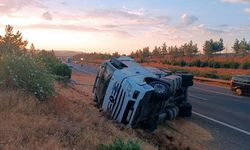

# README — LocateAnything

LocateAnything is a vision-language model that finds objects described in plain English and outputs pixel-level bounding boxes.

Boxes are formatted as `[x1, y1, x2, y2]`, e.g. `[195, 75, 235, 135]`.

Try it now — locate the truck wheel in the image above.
[149, 81, 170, 100]
[236, 88, 243, 96]
[179, 103, 192, 117]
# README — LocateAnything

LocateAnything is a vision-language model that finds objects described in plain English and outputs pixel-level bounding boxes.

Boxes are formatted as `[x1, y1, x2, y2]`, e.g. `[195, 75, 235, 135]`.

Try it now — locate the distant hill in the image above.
[54, 50, 82, 57]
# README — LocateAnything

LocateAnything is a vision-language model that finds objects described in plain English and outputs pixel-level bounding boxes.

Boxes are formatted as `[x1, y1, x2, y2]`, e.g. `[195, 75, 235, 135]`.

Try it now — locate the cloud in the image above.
[42, 11, 53, 20]
[60, 1, 68, 6]
[0, 0, 45, 15]
[23, 24, 132, 38]
[244, 8, 250, 13]
[221, 0, 250, 3]
[85, 9, 142, 20]
[181, 14, 198, 25]
[219, 24, 229, 27]
[83, 8, 170, 31]
[26, 24, 100, 32]
[192, 24, 226, 34]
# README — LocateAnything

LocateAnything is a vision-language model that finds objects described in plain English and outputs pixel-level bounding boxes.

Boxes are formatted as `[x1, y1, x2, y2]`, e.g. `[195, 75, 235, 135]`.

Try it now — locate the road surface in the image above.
[188, 83, 250, 150]
[71, 63, 250, 150]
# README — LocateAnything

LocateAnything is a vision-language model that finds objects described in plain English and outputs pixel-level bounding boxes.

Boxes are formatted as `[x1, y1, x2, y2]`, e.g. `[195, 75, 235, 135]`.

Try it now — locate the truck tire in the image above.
[178, 103, 192, 117]
[149, 81, 170, 100]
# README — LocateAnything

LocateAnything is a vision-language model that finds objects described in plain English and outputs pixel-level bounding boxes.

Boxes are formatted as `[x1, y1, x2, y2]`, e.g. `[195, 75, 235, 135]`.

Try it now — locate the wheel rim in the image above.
[236, 89, 242, 95]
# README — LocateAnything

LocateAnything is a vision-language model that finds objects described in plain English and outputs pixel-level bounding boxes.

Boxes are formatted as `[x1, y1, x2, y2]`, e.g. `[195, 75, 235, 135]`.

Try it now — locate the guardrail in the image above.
[194, 76, 231, 85]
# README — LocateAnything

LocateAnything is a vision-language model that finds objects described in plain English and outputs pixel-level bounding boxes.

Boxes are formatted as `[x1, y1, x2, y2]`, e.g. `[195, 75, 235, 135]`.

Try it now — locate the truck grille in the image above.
[108, 82, 127, 120]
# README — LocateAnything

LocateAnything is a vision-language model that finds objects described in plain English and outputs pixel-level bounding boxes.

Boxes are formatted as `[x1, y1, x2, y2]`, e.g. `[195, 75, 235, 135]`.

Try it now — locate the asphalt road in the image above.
[70, 63, 250, 150]
[188, 83, 250, 150]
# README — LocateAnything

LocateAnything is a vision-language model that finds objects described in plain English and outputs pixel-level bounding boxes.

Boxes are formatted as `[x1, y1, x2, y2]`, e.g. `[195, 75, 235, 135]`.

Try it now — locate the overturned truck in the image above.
[93, 56, 193, 131]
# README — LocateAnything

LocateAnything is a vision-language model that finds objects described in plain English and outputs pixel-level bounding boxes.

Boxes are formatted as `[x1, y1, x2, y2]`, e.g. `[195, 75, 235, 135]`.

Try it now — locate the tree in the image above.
[232, 39, 240, 54]
[203, 40, 213, 57]
[142, 47, 150, 58]
[0, 25, 28, 55]
[152, 46, 161, 56]
[161, 43, 168, 55]
[239, 38, 248, 55]
[181, 40, 198, 57]
[112, 52, 119, 57]
[168, 46, 179, 58]
[30, 43, 36, 55]
[247, 41, 250, 52]
[217, 38, 225, 52]
[130, 51, 135, 58]
[203, 38, 224, 57]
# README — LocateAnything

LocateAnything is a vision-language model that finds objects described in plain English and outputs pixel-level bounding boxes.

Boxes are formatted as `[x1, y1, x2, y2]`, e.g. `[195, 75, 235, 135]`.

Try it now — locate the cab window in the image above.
[103, 64, 114, 81]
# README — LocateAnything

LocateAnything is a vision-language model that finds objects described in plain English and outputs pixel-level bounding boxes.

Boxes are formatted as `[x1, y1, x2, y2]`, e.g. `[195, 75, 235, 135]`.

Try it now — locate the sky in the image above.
[0, 0, 250, 54]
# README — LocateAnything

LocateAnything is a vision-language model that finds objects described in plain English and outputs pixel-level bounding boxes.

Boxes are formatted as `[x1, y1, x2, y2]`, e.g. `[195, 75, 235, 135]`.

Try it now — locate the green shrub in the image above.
[35, 50, 60, 73]
[53, 64, 72, 82]
[219, 74, 232, 80]
[230, 62, 240, 69]
[241, 62, 250, 69]
[204, 72, 218, 78]
[0, 55, 55, 100]
[180, 60, 186, 67]
[190, 59, 201, 67]
[200, 61, 208, 67]
[221, 61, 239, 69]
[208, 61, 221, 68]
[139, 57, 145, 63]
[172, 61, 180, 66]
[99, 138, 140, 150]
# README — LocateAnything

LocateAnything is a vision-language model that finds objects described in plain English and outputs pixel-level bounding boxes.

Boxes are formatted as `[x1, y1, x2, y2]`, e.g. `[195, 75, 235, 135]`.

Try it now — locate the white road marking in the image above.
[193, 111, 250, 136]
[189, 94, 208, 101]
[191, 87, 242, 99]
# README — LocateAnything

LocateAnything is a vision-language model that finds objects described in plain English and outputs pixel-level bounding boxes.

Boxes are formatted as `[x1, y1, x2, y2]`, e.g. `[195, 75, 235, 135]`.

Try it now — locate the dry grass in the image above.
[0, 73, 155, 150]
[0, 71, 211, 150]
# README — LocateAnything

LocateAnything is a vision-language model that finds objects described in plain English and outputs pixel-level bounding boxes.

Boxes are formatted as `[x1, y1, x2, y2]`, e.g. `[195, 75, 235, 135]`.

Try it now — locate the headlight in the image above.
[127, 83, 133, 97]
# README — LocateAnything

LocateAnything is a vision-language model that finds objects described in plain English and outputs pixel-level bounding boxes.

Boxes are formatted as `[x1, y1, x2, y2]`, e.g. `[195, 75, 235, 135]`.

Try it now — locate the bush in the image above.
[139, 57, 145, 63]
[164, 59, 244, 69]
[221, 61, 239, 69]
[203, 72, 219, 78]
[208, 61, 221, 68]
[241, 62, 250, 69]
[219, 74, 232, 80]
[99, 138, 140, 150]
[53, 64, 72, 82]
[189, 59, 201, 67]
[0, 55, 55, 100]
[180, 60, 186, 67]
[200, 61, 208, 67]
[35, 50, 60, 73]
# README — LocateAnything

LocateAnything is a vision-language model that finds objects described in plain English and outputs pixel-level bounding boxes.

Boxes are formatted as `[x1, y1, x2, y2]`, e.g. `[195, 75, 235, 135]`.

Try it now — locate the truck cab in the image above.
[93, 56, 193, 131]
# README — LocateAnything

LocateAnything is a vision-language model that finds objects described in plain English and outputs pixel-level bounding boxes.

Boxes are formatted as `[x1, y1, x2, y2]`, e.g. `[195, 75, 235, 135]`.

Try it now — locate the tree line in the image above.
[130, 38, 250, 59]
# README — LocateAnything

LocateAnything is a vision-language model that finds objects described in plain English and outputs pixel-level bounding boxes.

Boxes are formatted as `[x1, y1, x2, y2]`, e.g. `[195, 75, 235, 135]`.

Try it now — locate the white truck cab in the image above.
[93, 56, 193, 131]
